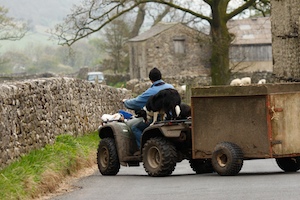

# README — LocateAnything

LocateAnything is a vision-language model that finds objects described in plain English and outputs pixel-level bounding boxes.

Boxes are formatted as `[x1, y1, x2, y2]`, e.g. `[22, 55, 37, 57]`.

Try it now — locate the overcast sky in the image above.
[0, 0, 83, 50]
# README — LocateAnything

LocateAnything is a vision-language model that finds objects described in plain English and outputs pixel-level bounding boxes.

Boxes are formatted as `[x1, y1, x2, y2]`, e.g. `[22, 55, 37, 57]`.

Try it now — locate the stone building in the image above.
[228, 17, 272, 73]
[127, 22, 211, 79]
[271, 0, 300, 80]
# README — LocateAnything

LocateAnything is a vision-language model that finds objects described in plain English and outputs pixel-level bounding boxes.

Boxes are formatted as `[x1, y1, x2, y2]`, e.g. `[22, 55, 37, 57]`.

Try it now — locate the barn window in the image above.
[173, 37, 186, 54]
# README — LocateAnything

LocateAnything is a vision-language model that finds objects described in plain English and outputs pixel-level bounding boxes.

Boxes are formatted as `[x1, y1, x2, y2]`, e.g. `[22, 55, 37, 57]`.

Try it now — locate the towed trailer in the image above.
[191, 83, 300, 175]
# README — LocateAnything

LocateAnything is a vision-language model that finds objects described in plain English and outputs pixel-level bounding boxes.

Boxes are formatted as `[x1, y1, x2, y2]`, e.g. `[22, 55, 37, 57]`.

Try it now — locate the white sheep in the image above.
[180, 85, 186, 91]
[230, 78, 242, 86]
[258, 79, 266, 84]
[240, 77, 251, 85]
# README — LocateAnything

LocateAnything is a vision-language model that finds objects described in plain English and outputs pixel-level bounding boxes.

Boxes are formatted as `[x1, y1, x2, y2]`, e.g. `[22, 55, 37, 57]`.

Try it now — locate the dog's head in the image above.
[135, 106, 155, 123]
[135, 109, 147, 122]
[135, 107, 149, 122]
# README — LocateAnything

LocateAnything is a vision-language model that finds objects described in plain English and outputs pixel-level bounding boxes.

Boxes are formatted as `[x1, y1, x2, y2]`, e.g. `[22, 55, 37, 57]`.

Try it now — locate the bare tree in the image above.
[53, 0, 270, 85]
[129, 3, 147, 38]
[101, 19, 130, 73]
[0, 6, 28, 68]
[127, 2, 172, 38]
[0, 6, 27, 41]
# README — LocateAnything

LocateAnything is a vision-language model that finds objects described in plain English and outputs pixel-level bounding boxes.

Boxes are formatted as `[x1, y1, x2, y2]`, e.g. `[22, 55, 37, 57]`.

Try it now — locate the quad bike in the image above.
[97, 117, 213, 177]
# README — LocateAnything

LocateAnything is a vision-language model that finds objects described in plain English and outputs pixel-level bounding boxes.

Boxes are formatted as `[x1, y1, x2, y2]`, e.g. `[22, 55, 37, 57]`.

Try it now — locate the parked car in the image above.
[87, 72, 105, 84]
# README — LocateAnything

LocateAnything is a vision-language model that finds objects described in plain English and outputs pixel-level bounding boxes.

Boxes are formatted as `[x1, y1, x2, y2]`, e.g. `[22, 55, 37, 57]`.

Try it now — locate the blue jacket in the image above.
[124, 80, 174, 111]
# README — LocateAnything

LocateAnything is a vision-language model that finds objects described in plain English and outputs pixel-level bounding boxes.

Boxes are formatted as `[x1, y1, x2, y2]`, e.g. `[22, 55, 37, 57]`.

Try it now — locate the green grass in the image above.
[108, 81, 126, 88]
[0, 132, 100, 200]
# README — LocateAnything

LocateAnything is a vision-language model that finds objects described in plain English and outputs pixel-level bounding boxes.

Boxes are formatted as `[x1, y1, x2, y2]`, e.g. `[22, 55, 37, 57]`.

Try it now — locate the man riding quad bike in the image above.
[97, 115, 213, 177]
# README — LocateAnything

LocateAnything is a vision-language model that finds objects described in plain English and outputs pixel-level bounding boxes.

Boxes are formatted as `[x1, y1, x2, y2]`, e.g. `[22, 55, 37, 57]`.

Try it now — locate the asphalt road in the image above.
[51, 159, 300, 200]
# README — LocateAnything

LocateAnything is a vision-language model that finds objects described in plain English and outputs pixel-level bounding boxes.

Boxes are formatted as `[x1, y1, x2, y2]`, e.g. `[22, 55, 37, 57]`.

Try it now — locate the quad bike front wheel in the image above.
[97, 138, 120, 175]
[143, 137, 177, 177]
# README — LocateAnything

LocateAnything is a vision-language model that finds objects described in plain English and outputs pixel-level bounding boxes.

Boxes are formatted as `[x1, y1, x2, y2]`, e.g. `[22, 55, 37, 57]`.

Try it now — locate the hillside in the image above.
[0, 0, 83, 50]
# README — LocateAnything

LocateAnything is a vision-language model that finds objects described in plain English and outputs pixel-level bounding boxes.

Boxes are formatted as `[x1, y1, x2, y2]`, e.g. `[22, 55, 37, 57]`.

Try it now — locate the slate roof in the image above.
[129, 18, 271, 45]
[228, 17, 271, 45]
[128, 22, 181, 42]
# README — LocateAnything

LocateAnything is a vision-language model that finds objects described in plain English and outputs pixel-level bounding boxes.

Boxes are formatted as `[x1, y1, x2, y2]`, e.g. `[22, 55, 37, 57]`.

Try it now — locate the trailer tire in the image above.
[212, 142, 243, 176]
[143, 137, 177, 177]
[276, 157, 300, 172]
[97, 138, 120, 175]
[190, 159, 214, 174]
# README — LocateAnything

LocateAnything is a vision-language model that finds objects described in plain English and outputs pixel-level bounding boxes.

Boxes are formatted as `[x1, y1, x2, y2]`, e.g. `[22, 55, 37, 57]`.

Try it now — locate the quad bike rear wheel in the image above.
[143, 137, 177, 177]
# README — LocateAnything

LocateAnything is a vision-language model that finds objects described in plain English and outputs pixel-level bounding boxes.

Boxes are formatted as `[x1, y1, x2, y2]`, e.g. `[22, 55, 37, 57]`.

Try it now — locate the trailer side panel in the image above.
[192, 95, 270, 159]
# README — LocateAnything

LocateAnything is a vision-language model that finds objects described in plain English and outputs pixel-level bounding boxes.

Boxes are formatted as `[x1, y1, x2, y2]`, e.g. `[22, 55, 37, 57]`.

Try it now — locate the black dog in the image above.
[136, 102, 191, 124]
[138, 88, 182, 125]
[177, 103, 191, 119]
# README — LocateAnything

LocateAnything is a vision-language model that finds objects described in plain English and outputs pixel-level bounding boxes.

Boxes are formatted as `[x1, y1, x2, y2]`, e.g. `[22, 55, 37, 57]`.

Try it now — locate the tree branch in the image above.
[53, 0, 268, 46]
[54, 1, 141, 46]
[0, 6, 28, 41]
[226, 0, 256, 21]
[140, 0, 212, 23]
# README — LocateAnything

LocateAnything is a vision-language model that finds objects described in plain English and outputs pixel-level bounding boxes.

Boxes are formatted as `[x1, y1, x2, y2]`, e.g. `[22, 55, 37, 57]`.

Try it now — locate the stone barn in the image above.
[228, 17, 272, 73]
[271, 0, 300, 81]
[128, 22, 211, 79]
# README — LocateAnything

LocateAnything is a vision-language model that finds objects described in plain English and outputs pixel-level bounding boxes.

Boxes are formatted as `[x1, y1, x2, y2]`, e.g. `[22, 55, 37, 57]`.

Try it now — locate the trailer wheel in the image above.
[276, 157, 300, 172]
[212, 142, 243, 176]
[97, 138, 120, 175]
[143, 137, 177, 177]
[190, 159, 214, 174]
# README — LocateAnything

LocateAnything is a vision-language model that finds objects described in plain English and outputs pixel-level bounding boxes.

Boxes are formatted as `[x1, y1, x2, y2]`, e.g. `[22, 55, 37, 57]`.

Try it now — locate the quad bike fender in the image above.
[98, 120, 139, 163]
[141, 123, 188, 148]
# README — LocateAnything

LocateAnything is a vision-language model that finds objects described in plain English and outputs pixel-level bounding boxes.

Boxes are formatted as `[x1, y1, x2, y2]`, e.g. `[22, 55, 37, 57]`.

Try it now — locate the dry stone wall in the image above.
[0, 77, 131, 169]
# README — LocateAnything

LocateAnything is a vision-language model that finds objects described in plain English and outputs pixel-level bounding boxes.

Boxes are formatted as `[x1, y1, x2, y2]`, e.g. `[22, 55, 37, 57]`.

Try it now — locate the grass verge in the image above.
[0, 132, 100, 200]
